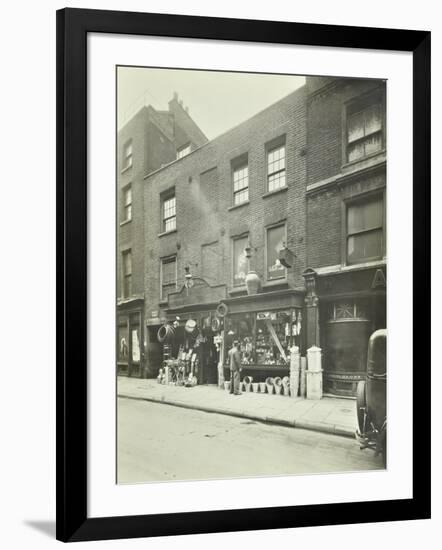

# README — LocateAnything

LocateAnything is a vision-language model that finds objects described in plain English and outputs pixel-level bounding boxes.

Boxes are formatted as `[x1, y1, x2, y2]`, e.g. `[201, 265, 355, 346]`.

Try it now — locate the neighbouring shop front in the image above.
[314, 265, 387, 396]
[117, 298, 144, 378]
[221, 289, 305, 382]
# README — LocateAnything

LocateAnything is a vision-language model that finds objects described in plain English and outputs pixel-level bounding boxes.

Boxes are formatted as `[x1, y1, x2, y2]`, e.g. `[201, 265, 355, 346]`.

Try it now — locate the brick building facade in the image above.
[143, 87, 307, 384]
[304, 76, 387, 395]
[117, 77, 387, 396]
[117, 94, 208, 377]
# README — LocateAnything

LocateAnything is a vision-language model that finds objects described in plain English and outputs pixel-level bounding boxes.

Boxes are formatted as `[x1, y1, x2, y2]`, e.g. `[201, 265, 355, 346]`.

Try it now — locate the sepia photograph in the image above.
[116, 66, 387, 484]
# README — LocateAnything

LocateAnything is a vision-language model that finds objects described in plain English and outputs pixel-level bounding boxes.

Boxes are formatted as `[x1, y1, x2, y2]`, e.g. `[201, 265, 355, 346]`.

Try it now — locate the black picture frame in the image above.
[56, 7, 431, 542]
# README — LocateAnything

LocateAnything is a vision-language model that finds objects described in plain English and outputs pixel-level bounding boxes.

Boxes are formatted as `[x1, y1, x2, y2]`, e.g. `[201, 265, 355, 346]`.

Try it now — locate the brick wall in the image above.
[117, 108, 148, 297]
[305, 78, 386, 269]
[307, 78, 386, 185]
[144, 87, 307, 319]
[117, 101, 209, 300]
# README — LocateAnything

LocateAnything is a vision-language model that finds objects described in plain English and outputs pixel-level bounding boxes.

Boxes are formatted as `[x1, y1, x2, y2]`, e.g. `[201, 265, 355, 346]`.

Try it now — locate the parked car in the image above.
[355, 329, 387, 467]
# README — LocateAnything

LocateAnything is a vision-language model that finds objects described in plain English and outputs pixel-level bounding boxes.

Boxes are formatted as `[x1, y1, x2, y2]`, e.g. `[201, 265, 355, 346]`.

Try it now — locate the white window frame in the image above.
[161, 190, 176, 233]
[232, 157, 249, 206]
[266, 138, 286, 192]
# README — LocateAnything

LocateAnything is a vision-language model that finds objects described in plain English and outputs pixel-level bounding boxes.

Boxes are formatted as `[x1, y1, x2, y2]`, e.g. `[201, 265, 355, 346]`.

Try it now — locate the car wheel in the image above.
[356, 380, 367, 434]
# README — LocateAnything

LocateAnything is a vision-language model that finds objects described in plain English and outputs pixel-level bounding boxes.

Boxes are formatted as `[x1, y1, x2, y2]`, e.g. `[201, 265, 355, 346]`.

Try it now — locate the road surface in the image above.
[117, 397, 383, 483]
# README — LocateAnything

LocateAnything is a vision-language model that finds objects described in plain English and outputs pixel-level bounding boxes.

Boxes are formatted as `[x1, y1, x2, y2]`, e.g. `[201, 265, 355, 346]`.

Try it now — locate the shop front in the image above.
[153, 277, 228, 386]
[117, 297, 144, 378]
[220, 289, 305, 382]
[315, 266, 387, 396]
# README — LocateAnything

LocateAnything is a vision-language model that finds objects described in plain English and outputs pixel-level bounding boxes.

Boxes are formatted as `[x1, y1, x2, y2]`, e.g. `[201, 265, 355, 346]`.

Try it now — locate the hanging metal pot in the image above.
[157, 323, 175, 343]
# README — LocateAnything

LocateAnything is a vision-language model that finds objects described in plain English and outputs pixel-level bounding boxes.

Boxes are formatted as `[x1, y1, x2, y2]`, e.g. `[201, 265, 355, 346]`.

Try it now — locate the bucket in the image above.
[224, 381, 231, 392]
[282, 376, 290, 396]
[259, 382, 267, 393]
[274, 385, 282, 395]
[252, 382, 259, 393]
[243, 375, 253, 392]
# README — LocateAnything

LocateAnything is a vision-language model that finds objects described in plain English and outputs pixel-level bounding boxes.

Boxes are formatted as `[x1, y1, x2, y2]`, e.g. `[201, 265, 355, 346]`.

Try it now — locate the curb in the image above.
[118, 392, 355, 439]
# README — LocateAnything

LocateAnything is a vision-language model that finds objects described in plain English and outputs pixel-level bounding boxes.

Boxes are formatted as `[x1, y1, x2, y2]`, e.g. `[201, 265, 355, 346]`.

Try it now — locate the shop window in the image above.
[122, 139, 133, 169]
[346, 95, 384, 163]
[232, 156, 249, 206]
[122, 249, 132, 297]
[161, 256, 177, 301]
[122, 184, 132, 222]
[161, 190, 176, 233]
[232, 235, 248, 287]
[328, 299, 369, 321]
[224, 309, 301, 368]
[177, 143, 191, 159]
[346, 195, 384, 264]
[118, 318, 129, 364]
[267, 139, 286, 192]
[266, 224, 286, 281]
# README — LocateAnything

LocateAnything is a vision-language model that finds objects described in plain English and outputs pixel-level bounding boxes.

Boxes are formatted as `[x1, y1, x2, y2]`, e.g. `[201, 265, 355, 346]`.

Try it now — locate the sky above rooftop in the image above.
[117, 66, 305, 139]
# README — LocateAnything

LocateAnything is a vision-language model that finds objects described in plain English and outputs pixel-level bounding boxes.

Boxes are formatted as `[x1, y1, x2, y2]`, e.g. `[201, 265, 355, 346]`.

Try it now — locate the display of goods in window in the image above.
[224, 309, 300, 370]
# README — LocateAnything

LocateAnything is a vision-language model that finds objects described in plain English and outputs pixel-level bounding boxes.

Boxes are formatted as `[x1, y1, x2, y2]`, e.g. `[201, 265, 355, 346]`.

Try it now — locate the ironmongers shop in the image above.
[220, 289, 305, 382]
[153, 276, 228, 386]
[303, 265, 387, 397]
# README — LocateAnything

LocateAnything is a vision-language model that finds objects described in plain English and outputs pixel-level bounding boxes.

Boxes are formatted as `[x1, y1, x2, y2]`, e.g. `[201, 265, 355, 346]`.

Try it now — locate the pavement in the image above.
[117, 376, 358, 438]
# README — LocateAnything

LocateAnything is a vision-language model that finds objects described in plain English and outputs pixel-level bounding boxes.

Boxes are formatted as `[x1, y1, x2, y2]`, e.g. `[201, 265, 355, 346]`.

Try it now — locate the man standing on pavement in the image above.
[228, 340, 242, 395]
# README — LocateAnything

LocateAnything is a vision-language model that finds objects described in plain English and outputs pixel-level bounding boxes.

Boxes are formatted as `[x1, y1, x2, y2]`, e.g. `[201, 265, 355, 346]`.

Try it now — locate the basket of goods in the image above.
[259, 382, 267, 393]
[252, 382, 259, 393]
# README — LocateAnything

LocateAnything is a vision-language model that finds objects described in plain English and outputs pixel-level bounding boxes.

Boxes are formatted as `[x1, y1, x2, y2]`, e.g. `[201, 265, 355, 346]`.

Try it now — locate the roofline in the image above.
[143, 84, 306, 181]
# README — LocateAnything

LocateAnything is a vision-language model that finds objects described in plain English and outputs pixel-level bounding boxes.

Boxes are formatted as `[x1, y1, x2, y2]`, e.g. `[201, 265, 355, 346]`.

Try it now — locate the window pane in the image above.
[268, 145, 285, 175]
[267, 225, 286, 280]
[162, 258, 176, 285]
[177, 144, 191, 159]
[364, 132, 382, 156]
[164, 217, 176, 232]
[233, 165, 248, 192]
[348, 140, 365, 162]
[234, 188, 248, 205]
[123, 251, 132, 275]
[364, 104, 382, 135]
[348, 198, 383, 234]
[126, 204, 132, 220]
[268, 171, 286, 192]
[233, 237, 248, 286]
[164, 196, 176, 218]
[348, 111, 365, 143]
[161, 283, 176, 300]
[123, 275, 132, 297]
[118, 322, 129, 362]
[124, 187, 132, 205]
[347, 229, 383, 263]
